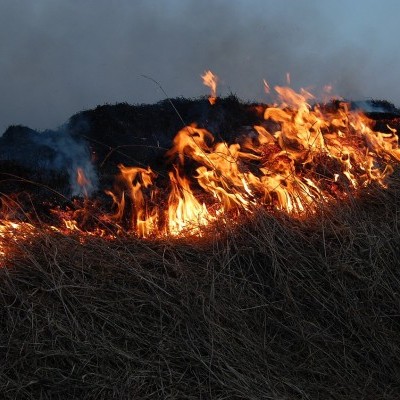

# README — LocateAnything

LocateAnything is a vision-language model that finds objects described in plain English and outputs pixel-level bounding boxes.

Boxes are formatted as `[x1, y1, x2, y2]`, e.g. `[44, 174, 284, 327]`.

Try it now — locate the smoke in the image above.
[31, 129, 98, 196]
[0, 0, 400, 133]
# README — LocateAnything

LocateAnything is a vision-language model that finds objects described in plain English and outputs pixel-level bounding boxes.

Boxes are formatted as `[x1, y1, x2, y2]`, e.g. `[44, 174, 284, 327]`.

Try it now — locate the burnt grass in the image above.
[1, 177, 400, 399]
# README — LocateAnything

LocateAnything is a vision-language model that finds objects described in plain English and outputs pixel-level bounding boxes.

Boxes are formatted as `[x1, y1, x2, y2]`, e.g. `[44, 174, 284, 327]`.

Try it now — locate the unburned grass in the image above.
[1, 176, 400, 399]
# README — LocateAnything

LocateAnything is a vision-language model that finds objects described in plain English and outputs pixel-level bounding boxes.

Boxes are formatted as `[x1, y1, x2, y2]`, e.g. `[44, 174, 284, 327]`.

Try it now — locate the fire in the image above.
[76, 167, 90, 197]
[0, 220, 37, 260]
[0, 217, 115, 264]
[167, 168, 211, 235]
[201, 70, 218, 105]
[2, 74, 400, 254]
[77, 167, 89, 187]
[102, 85, 400, 236]
[263, 79, 270, 94]
[107, 165, 157, 237]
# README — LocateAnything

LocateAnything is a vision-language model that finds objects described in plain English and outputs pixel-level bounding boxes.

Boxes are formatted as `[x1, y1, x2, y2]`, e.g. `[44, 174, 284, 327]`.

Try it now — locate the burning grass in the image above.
[1, 175, 400, 399]
[2, 76, 400, 398]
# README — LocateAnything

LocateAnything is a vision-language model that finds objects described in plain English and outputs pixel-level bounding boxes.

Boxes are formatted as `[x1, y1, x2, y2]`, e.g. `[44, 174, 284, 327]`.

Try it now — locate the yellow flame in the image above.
[103, 83, 400, 237]
[167, 168, 211, 235]
[2, 76, 400, 243]
[201, 70, 218, 105]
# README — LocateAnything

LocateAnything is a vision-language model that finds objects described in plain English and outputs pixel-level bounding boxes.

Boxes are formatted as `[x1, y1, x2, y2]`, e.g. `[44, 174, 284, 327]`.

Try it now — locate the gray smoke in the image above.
[353, 101, 387, 114]
[31, 129, 98, 196]
[0, 0, 400, 134]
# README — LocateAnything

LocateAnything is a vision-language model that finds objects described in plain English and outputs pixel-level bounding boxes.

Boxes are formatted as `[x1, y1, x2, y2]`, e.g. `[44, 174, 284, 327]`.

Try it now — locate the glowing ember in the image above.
[201, 70, 218, 105]
[0, 220, 37, 261]
[0, 215, 116, 263]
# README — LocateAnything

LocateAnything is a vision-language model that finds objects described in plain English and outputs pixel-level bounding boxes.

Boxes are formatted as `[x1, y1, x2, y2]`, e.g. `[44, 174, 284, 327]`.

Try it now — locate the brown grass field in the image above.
[1, 172, 400, 399]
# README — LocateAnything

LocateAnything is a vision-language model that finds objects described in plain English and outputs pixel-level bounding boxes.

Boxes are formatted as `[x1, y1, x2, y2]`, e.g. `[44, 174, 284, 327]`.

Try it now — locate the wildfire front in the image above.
[1, 74, 400, 259]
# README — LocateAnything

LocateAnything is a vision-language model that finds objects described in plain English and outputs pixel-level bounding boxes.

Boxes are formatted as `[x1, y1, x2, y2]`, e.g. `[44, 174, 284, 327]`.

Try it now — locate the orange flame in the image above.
[167, 168, 211, 235]
[77, 167, 89, 186]
[201, 70, 218, 105]
[76, 167, 90, 197]
[2, 76, 400, 249]
[263, 79, 270, 94]
[0, 221, 37, 261]
[103, 84, 400, 237]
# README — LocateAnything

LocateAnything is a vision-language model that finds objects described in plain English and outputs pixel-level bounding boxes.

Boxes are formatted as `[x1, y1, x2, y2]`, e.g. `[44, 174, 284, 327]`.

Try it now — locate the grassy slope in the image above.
[1, 176, 400, 399]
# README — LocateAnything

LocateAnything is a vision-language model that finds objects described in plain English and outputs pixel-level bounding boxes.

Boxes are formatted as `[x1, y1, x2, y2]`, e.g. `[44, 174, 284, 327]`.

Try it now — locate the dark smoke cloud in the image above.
[1, 0, 400, 134]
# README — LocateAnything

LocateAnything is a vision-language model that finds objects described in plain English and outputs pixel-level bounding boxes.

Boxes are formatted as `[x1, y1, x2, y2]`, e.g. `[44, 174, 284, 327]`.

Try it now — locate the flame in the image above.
[0, 216, 114, 263]
[263, 79, 270, 94]
[167, 168, 211, 235]
[103, 84, 400, 237]
[76, 167, 90, 197]
[109, 165, 158, 237]
[2, 77, 400, 250]
[0, 220, 37, 260]
[77, 167, 89, 187]
[201, 70, 218, 105]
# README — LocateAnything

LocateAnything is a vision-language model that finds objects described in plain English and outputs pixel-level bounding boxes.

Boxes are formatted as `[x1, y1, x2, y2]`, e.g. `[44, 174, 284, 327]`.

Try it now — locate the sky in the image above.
[1, 0, 400, 133]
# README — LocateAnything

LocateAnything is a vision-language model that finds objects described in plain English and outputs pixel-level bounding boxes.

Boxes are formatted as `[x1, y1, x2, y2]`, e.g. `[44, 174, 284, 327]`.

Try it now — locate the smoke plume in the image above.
[32, 129, 98, 196]
[0, 0, 399, 133]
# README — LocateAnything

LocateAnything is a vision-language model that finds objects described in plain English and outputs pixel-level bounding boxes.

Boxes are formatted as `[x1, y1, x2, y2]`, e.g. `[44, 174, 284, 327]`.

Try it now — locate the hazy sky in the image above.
[1, 0, 400, 133]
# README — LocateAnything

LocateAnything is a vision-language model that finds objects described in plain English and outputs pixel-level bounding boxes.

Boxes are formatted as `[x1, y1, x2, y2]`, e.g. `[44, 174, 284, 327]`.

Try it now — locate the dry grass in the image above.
[1, 176, 400, 399]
